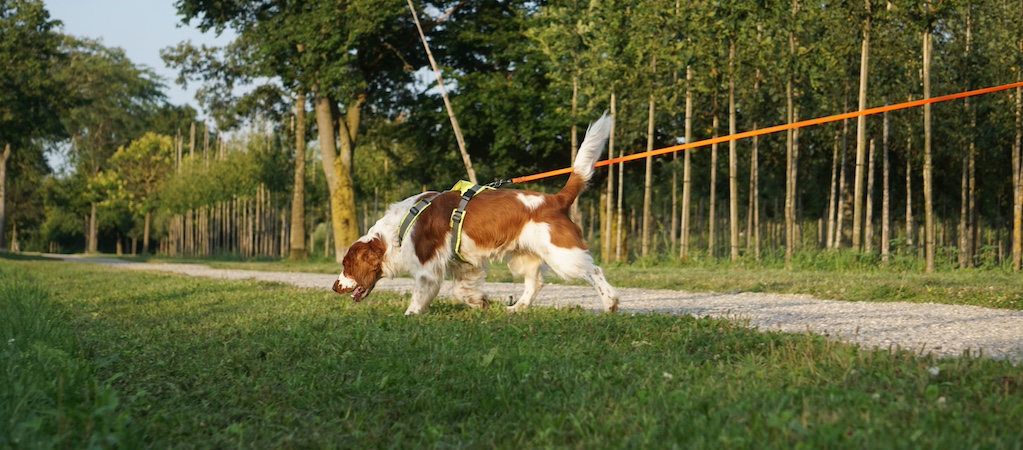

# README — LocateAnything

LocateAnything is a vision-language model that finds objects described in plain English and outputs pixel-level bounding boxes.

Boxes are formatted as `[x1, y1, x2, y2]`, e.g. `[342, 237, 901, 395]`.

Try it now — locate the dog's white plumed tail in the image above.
[572, 113, 613, 182]
[556, 113, 613, 209]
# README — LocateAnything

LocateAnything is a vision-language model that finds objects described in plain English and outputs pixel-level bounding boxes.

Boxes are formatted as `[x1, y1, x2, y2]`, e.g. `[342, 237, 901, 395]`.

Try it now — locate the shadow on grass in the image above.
[0, 253, 56, 262]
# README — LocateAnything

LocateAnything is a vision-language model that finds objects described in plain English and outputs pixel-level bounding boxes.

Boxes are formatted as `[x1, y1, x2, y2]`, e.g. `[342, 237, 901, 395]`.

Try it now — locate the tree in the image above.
[0, 0, 66, 251]
[851, 0, 874, 252]
[784, 0, 801, 265]
[529, 0, 596, 224]
[617, 0, 677, 260]
[714, 0, 756, 262]
[1015, 9, 1023, 271]
[102, 133, 176, 254]
[175, 0, 423, 261]
[290, 92, 308, 260]
[59, 37, 165, 253]
[922, 3, 935, 273]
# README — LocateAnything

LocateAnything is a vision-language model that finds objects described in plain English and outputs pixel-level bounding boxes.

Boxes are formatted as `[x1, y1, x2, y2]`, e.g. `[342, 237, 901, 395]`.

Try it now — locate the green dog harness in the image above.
[397, 180, 493, 262]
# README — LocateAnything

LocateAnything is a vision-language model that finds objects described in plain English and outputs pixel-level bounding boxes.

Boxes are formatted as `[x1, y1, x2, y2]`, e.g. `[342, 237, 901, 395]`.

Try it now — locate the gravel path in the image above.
[48, 254, 1023, 362]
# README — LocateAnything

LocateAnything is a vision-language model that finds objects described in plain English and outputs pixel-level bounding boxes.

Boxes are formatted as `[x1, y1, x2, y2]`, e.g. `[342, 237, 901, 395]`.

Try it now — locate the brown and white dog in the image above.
[332, 114, 618, 315]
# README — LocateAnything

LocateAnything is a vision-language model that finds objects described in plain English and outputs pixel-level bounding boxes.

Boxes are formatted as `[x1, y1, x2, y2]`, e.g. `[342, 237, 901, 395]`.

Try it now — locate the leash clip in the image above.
[485, 179, 514, 189]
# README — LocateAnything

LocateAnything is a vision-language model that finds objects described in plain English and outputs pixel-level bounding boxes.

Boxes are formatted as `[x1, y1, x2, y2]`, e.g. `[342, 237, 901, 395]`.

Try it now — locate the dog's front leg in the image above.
[405, 274, 442, 315]
[451, 263, 490, 309]
[508, 253, 544, 312]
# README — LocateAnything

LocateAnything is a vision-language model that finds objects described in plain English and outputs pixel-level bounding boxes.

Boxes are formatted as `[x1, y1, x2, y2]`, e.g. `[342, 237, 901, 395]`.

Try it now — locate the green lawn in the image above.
[4, 256, 1023, 448]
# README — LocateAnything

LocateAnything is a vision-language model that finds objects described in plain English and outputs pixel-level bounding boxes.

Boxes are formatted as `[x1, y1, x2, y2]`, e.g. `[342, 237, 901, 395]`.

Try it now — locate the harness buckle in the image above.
[450, 209, 465, 227]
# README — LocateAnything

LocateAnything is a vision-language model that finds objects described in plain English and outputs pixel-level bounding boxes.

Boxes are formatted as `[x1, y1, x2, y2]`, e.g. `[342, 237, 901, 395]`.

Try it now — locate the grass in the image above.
[3, 256, 1023, 448]
[1, 262, 133, 448]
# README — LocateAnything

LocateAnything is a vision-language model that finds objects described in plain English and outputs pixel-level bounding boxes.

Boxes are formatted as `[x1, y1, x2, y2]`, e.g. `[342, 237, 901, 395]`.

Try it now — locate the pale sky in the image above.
[45, 0, 237, 120]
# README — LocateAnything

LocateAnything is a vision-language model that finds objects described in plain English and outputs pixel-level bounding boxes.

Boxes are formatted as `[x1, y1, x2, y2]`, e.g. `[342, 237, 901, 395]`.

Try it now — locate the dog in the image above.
[332, 114, 618, 315]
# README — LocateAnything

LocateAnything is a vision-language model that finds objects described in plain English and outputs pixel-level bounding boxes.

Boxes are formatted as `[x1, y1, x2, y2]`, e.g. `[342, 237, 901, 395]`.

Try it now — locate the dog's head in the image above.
[333, 236, 387, 302]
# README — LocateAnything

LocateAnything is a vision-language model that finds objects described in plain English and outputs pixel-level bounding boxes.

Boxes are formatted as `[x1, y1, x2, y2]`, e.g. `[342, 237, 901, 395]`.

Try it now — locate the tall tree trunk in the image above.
[793, 107, 801, 251]
[960, 9, 976, 269]
[906, 115, 915, 249]
[1013, 0, 1023, 271]
[882, 106, 891, 261]
[728, 40, 740, 261]
[709, 94, 719, 259]
[865, 139, 876, 253]
[642, 56, 656, 259]
[290, 91, 308, 260]
[959, 146, 969, 267]
[615, 96, 625, 262]
[785, 0, 800, 266]
[571, 74, 582, 224]
[315, 89, 361, 262]
[923, 27, 936, 273]
[835, 134, 848, 249]
[1013, 81, 1022, 271]
[750, 129, 760, 261]
[0, 143, 8, 252]
[670, 0, 681, 258]
[336, 96, 363, 252]
[143, 211, 151, 254]
[671, 103, 679, 256]
[88, 202, 98, 253]
[603, 92, 616, 262]
[968, 109, 976, 265]
[751, 26, 763, 261]
[852, 10, 871, 251]
[827, 134, 840, 249]
[189, 121, 196, 160]
[680, 67, 693, 261]
[785, 68, 794, 262]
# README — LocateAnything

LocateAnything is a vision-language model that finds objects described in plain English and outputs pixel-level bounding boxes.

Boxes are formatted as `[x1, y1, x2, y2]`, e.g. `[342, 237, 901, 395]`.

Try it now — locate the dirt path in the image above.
[47, 254, 1023, 362]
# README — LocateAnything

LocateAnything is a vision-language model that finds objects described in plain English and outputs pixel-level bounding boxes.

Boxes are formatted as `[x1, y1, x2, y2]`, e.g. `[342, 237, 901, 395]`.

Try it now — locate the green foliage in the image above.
[105, 133, 176, 213]
[12, 0, 1023, 269]
[404, 0, 578, 185]
[169, 0, 422, 128]
[58, 37, 167, 177]
[0, 263, 134, 448]
[159, 130, 292, 213]
[144, 104, 200, 138]
[6, 258, 1023, 447]
[29, 176, 88, 253]
[3, 141, 51, 238]
[0, 0, 68, 147]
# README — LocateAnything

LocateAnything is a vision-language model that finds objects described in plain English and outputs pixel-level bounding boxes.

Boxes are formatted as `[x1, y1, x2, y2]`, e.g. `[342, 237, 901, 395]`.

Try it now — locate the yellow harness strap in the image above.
[396, 181, 493, 262]
[448, 181, 493, 262]
[398, 192, 441, 246]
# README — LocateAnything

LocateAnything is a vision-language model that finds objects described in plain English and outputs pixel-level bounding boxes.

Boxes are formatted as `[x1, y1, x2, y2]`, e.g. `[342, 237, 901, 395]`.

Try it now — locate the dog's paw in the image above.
[468, 296, 490, 310]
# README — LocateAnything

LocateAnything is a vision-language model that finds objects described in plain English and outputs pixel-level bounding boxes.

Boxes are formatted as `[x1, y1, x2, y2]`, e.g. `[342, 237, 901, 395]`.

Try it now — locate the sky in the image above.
[45, 0, 237, 120]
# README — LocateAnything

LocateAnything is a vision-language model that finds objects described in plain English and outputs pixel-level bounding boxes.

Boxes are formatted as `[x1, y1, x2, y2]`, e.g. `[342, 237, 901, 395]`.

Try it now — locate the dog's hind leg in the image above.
[405, 273, 443, 316]
[452, 263, 490, 309]
[507, 253, 544, 312]
[582, 265, 619, 313]
[543, 246, 618, 313]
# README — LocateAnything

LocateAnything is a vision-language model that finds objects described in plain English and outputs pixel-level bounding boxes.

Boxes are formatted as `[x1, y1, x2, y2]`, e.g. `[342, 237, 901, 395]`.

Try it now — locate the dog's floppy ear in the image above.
[362, 235, 386, 268]
[351, 236, 387, 285]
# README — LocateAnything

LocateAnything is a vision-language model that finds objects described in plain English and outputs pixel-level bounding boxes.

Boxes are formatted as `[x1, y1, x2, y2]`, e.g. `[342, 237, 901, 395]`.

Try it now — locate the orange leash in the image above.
[511, 81, 1023, 184]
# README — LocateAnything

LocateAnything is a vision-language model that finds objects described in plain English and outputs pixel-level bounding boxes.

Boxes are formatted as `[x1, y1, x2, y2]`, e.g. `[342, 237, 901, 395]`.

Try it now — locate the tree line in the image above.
[2, 0, 1022, 272]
